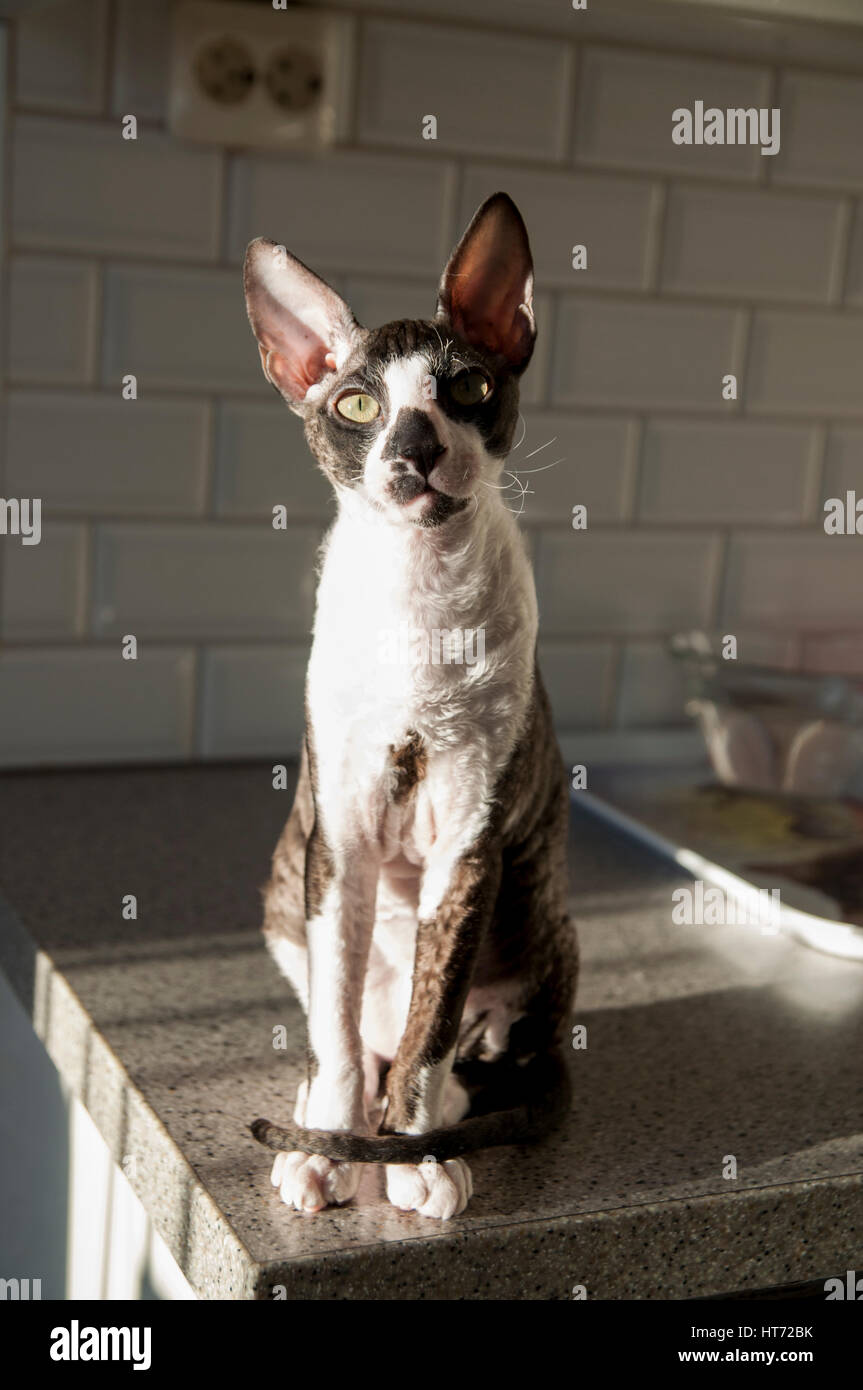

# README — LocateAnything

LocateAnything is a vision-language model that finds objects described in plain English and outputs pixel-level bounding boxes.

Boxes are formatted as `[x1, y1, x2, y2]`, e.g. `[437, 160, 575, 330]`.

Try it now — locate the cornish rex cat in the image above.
[244, 193, 577, 1220]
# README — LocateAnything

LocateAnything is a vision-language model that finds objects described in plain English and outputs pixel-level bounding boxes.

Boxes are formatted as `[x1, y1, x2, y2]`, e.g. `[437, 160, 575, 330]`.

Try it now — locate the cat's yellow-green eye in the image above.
[336, 392, 380, 423]
[450, 371, 491, 406]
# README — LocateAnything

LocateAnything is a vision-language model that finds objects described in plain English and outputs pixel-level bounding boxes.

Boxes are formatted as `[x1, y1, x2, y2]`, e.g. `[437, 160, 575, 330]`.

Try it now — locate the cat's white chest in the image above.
[305, 500, 537, 859]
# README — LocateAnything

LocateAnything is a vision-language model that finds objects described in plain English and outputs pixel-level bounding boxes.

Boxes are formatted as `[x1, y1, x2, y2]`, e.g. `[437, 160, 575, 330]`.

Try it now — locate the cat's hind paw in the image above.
[386, 1157, 472, 1220]
[270, 1151, 361, 1213]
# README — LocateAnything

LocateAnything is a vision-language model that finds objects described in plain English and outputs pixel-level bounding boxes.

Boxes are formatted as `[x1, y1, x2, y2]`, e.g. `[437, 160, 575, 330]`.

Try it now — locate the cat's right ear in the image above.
[243, 239, 361, 410]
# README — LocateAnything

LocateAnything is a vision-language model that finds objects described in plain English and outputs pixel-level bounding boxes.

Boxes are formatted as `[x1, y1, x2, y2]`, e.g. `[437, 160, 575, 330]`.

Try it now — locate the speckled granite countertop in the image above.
[0, 763, 861, 1300]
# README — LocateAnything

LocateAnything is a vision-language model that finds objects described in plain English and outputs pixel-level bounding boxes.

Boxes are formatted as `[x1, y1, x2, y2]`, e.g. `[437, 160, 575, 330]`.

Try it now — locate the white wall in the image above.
[3, 0, 863, 766]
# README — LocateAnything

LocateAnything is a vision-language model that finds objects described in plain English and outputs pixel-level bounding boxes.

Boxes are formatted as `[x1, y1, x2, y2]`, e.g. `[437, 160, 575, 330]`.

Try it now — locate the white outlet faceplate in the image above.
[169, 1, 355, 151]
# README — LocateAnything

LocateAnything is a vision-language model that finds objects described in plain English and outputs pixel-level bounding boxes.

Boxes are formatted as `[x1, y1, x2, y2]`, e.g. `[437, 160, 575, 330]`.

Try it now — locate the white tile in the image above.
[6, 392, 209, 515]
[824, 427, 863, 502]
[12, 116, 221, 259]
[841, 201, 863, 305]
[733, 633, 801, 669]
[802, 634, 863, 676]
[15, 0, 107, 114]
[201, 644, 309, 758]
[357, 20, 572, 161]
[535, 530, 723, 636]
[773, 70, 863, 189]
[537, 640, 614, 729]
[661, 185, 844, 303]
[215, 400, 333, 520]
[617, 642, 687, 727]
[102, 265, 265, 394]
[722, 533, 863, 630]
[575, 46, 771, 180]
[112, 0, 172, 121]
[516, 412, 636, 525]
[0, 647, 194, 767]
[227, 149, 455, 276]
[747, 310, 863, 416]
[2, 524, 86, 641]
[552, 298, 742, 410]
[460, 165, 660, 291]
[92, 523, 320, 640]
[9, 256, 98, 384]
[341, 277, 438, 329]
[638, 420, 815, 523]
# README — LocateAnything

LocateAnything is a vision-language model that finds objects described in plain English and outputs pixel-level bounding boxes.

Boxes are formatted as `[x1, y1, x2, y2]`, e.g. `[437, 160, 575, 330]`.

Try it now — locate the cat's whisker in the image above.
[524, 436, 556, 460]
[509, 456, 565, 476]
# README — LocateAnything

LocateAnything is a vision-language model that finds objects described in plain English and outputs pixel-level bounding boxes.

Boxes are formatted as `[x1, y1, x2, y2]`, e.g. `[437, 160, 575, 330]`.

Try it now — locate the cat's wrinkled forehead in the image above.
[340, 318, 482, 387]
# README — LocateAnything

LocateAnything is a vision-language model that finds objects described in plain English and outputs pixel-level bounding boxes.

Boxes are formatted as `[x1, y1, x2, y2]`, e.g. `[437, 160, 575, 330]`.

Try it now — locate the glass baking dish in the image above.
[669, 631, 863, 799]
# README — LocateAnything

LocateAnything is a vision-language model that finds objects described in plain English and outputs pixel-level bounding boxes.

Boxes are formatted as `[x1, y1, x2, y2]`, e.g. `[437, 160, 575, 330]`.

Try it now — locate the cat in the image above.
[243, 192, 577, 1221]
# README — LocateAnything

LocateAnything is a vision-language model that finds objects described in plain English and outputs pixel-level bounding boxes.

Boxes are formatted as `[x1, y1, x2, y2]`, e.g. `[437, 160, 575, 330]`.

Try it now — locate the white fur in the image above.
[277, 352, 537, 1216]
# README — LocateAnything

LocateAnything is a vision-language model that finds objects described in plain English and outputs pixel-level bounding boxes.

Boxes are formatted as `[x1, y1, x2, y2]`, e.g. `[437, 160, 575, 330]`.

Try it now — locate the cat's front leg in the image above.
[272, 828, 378, 1213]
[382, 838, 501, 1219]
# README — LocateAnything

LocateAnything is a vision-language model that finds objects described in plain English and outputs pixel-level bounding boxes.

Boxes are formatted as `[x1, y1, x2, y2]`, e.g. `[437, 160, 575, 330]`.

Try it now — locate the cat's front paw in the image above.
[270, 1150, 361, 1213]
[386, 1157, 472, 1220]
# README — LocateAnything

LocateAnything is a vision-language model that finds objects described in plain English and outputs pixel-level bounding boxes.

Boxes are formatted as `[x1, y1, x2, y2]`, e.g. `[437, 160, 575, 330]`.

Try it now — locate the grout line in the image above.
[642, 180, 667, 292]
[621, 417, 644, 525]
[560, 34, 581, 167]
[807, 422, 829, 525]
[709, 530, 732, 634]
[829, 195, 856, 306]
[102, 0, 117, 120]
[731, 305, 754, 415]
[79, 520, 94, 638]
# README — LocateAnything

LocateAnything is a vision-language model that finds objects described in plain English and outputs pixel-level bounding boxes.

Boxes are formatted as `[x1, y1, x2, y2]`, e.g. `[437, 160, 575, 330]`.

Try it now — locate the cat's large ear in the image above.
[243, 239, 361, 408]
[436, 192, 535, 373]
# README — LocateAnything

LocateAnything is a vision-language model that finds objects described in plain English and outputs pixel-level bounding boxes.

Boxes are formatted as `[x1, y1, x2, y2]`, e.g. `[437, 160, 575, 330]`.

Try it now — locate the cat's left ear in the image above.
[436, 192, 535, 373]
[243, 239, 361, 409]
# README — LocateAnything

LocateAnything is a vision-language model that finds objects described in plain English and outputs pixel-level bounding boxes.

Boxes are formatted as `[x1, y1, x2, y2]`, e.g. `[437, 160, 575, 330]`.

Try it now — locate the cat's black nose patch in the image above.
[383, 407, 445, 479]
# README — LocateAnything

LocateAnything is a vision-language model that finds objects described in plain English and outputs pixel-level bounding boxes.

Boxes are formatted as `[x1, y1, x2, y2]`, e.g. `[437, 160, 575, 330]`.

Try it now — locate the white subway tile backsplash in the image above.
[747, 310, 863, 416]
[12, 117, 221, 260]
[7, 9, 863, 769]
[6, 392, 209, 516]
[802, 634, 863, 675]
[9, 256, 98, 384]
[341, 277, 438, 329]
[638, 419, 816, 523]
[823, 427, 863, 503]
[616, 641, 687, 727]
[102, 265, 265, 394]
[552, 298, 742, 410]
[460, 165, 660, 291]
[774, 70, 863, 189]
[201, 644, 309, 758]
[841, 201, 863, 305]
[722, 533, 863, 629]
[517, 412, 636, 525]
[227, 150, 456, 276]
[357, 20, 572, 161]
[92, 523, 320, 640]
[112, 0, 172, 122]
[214, 400, 334, 519]
[575, 46, 770, 180]
[537, 640, 615, 729]
[0, 647, 195, 767]
[535, 530, 723, 636]
[660, 184, 844, 303]
[15, 0, 107, 114]
[2, 524, 87, 641]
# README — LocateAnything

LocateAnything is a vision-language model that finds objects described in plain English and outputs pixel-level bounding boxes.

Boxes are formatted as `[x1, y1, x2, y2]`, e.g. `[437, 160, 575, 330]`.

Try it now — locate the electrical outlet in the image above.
[169, 1, 355, 150]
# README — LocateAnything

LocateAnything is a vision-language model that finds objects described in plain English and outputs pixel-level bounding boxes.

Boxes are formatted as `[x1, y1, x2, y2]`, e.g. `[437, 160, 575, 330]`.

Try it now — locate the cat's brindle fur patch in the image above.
[244, 193, 577, 1220]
